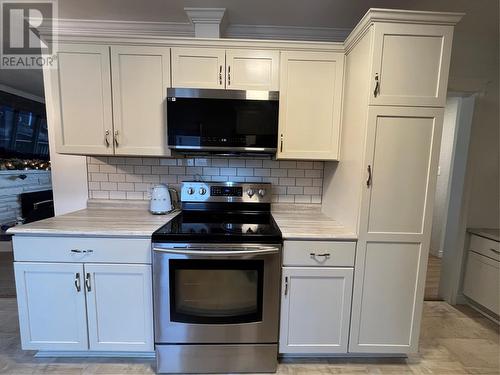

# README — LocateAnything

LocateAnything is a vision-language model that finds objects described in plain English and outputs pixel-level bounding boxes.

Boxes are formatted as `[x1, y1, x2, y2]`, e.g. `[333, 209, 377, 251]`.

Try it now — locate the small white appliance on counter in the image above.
[150, 184, 176, 214]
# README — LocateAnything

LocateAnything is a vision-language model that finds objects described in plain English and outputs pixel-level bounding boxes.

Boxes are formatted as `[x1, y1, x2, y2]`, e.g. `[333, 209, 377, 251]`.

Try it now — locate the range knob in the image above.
[187, 187, 194, 195]
[258, 189, 266, 197]
[246, 188, 255, 198]
[199, 187, 207, 195]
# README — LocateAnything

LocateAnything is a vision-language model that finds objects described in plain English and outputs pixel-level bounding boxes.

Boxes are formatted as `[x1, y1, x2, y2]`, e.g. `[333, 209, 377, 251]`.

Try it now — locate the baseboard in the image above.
[463, 297, 500, 325]
[279, 353, 407, 358]
[35, 351, 155, 358]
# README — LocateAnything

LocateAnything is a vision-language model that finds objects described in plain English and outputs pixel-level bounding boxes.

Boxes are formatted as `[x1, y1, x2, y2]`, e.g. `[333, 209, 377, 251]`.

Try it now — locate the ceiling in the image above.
[0, 0, 497, 99]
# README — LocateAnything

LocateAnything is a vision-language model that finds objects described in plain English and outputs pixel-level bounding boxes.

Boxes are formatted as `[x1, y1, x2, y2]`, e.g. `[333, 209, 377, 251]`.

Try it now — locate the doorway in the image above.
[425, 94, 476, 301]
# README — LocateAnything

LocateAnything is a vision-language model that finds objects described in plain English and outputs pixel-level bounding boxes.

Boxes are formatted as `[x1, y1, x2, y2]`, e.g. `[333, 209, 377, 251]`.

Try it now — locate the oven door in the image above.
[153, 243, 281, 344]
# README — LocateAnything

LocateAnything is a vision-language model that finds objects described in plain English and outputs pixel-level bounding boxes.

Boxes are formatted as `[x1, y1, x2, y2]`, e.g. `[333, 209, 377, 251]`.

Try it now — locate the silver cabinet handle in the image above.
[104, 130, 110, 147]
[114, 130, 119, 147]
[227, 65, 231, 86]
[374, 73, 380, 97]
[284, 276, 288, 296]
[367, 165, 372, 188]
[280, 134, 284, 153]
[219, 65, 223, 85]
[490, 248, 500, 255]
[85, 273, 92, 292]
[71, 249, 93, 254]
[310, 252, 331, 258]
[74, 273, 81, 292]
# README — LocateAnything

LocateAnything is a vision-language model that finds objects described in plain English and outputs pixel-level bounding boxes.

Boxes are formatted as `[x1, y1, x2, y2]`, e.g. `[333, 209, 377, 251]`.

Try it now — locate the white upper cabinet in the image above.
[171, 47, 280, 90]
[85, 263, 154, 352]
[279, 267, 353, 354]
[110, 46, 171, 156]
[370, 23, 453, 107]
[225, 49, 279, 90]
[171, 47, 225, 89]
[14, 262, 89, 351]
[47, 44, 172, 156]
[349, 106, 443, 354]
[49, 44, 113, 155]
[277, 51, 344, 160]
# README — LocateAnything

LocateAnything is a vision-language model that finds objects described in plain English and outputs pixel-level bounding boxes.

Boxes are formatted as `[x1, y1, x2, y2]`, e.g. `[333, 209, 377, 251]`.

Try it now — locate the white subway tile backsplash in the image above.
[254, 168, 270, 177]
[237, 168, 253, 177]
[160, 158, 177, 166]
[203, 167, 219, 176]
[87, 156, 325, 204]
[288, 169, 305, 178]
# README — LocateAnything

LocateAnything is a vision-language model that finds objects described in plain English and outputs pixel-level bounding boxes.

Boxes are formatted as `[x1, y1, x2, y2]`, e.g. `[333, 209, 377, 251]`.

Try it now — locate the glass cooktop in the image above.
[152, 211, 282, 244]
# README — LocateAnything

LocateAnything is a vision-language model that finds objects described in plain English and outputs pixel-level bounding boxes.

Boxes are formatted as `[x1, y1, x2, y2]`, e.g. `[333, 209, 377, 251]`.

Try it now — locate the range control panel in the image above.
[181, 182, 271, 203]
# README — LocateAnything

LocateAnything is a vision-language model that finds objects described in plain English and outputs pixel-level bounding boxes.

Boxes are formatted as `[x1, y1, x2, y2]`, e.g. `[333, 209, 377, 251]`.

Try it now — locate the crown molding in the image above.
[52, 18, 194, 38]
[50, 18, 349, 42]
[344, 8, 464, 50]
[184, 7, 226, 38]
[225, 24, 350, 42]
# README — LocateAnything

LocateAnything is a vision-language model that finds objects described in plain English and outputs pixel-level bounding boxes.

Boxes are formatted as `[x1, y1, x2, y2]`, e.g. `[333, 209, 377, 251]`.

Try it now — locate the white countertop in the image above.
[8, 200, 357, 241]
[468, 228, 500, 242]
[272, 204, 357, 240]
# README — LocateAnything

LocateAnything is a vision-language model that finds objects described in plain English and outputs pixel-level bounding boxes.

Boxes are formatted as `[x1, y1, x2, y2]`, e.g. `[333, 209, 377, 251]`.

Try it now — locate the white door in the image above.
[171, 47, 225, 89]
[14, 262, 88, 350]
[49, 44, 113, 154]
[278, 51, 344, 160]
[85, 264, 153, 352]
[225, 49, 279, 90]
[370, 23, 453, 107]
[279, 267, 353, 354]
[349, 106, 444, 354]
[111, 46, 171, 156]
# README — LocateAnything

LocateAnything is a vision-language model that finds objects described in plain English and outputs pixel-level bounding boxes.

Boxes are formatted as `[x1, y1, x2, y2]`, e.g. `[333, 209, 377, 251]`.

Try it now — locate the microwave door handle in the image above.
[152, 247, 279, 256]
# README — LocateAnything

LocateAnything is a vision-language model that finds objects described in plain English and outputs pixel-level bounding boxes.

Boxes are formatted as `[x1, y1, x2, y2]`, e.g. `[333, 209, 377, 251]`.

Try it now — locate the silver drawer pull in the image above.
[489, 248, 500, 255]
[70, 249, 93, 254]
[74, 273, 81, 292]
[310, 252, 331, 258]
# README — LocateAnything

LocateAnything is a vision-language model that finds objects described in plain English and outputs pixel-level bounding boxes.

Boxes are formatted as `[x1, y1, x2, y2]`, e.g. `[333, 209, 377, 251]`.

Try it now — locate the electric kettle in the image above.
[150, 184, 177, 214]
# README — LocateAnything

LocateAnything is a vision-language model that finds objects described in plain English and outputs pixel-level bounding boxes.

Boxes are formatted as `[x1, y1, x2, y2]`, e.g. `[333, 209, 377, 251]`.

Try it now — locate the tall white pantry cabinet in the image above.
[322, 11, 461, 354]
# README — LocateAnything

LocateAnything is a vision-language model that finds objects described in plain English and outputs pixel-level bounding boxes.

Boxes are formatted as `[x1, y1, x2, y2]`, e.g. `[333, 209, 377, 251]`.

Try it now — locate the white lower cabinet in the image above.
[279, 267, 353, 354]
[14, 262, 89, 351]
[85, 264, 153, 351]
[279, 240, 355, 354]
[13, 237, 153, 353]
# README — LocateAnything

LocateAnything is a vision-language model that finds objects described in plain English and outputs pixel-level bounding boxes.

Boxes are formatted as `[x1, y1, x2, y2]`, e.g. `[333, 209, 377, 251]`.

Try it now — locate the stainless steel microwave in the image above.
[166, 88, 279, 155]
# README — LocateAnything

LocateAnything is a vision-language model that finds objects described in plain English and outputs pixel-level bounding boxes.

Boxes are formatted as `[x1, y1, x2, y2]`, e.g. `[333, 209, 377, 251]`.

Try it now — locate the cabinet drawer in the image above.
[463, 251, 499, 315]
[13, 236, 151, 264]
[469, 234, 500, 261]
[283, 241, 356, 267]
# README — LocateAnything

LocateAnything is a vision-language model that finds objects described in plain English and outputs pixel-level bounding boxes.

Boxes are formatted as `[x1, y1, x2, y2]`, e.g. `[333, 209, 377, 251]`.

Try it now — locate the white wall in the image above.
[430, 98, 460, 256]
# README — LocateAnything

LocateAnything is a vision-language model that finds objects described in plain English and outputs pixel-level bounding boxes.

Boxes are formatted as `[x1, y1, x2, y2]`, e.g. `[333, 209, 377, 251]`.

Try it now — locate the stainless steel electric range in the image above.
[152, 181, 282, 374]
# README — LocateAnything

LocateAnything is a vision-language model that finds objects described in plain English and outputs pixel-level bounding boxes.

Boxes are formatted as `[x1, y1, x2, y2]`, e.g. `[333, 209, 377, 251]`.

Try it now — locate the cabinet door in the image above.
[111, 46, 171, 156]
[278, 51, 344, 160]
[85, 264, 153, 352]
[349, 106, 443, 354]
[225, 49, 279, 90]
[48, 44, 113, 154]
[463, 251, 500, 315]
[279, 267, 353, 354]
[171, 47, 225, 89]
[370, 23, 453, 107]
[14, 262, 88, 350]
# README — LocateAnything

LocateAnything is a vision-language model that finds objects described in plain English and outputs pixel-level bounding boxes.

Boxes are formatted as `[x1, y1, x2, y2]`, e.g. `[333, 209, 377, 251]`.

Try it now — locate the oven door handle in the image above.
[152, 247, 280, 256]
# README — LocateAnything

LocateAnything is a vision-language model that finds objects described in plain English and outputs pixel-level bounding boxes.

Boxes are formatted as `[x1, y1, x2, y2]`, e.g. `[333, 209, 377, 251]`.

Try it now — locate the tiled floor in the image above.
[0, 298, 498, 374]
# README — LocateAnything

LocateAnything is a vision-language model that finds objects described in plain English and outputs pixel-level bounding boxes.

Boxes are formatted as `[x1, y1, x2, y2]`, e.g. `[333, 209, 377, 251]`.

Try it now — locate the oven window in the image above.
[169, 259, 264, 324]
